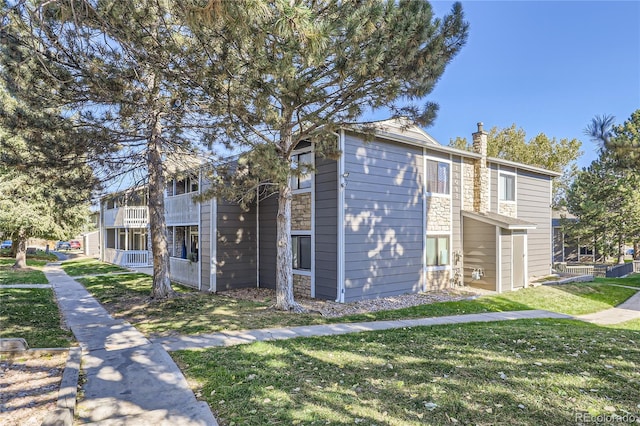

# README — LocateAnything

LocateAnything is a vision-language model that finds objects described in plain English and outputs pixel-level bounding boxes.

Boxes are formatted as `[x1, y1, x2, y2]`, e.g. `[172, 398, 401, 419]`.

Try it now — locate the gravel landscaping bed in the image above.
[220, 287, 486, 318]
[0, 351, 67, 426]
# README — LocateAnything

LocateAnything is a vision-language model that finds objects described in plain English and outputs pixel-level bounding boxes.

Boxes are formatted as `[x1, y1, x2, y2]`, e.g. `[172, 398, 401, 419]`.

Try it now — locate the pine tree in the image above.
[607, 110, 640, 170]
[0, 81, 93, 268]
[1, 1, 218, 297]
[194, 0, 468, 311]
[566, 154, 640, 264]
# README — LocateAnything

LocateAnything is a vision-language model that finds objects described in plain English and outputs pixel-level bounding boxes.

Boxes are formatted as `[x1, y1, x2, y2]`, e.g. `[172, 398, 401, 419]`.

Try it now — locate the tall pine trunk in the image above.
[275, 182, 299, 311]
[146, 83, 174, 300]
[148, 128, 174, 299]
[617, 234, 625, 264]
[12, 230, 27, 269]
[274, 127, 302, 312]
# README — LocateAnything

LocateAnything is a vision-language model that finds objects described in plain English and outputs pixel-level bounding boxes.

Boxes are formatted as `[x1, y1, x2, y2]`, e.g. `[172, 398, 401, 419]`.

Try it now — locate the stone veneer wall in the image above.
[293, 274, 311, 298]
[424, 269, 451, 290]
[462, 159, 475, 211]
[472, 126, 489, 214]
[292, 192, 311, 231]
[498, 202, 517, 218]
[426, 197, 451, 232]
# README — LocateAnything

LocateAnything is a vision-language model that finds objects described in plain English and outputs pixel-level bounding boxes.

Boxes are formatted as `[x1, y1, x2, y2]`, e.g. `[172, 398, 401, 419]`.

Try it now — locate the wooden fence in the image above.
[555, 261, 640, 278]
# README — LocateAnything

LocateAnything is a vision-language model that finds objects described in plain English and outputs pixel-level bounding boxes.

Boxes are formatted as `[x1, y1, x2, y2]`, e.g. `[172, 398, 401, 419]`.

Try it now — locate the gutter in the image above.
[330, 130, 346, 303]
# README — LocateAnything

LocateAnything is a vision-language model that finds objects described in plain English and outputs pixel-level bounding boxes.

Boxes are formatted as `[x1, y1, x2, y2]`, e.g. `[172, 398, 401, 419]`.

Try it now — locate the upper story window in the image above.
[167, 175, 198, 196]
[104, 191, 146, 209]
[426, 159, 450, 195]
[499, 172, 516, 202]
[291, 151, 313, 190]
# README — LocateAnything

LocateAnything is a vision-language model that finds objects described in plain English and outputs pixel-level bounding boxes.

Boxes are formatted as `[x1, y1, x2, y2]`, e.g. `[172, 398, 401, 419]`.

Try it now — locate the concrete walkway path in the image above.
[578, 288, 640, 325]
[1, 283, 52, 288]
[154, 310, 573, 352]
[45, 263, 218, 426]
[43, 260, 640, 424]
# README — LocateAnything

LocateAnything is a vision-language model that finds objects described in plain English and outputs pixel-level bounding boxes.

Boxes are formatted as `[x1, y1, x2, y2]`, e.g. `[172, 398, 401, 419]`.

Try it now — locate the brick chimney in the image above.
[472, 122, 489, 214]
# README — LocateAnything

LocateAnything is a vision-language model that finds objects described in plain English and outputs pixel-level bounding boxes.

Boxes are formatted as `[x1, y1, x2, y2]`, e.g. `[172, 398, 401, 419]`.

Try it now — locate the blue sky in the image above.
[378, 1, 640, 169]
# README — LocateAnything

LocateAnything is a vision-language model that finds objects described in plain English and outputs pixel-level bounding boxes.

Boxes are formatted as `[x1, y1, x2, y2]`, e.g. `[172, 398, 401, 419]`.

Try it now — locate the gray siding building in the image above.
[99, 119, 559, 300]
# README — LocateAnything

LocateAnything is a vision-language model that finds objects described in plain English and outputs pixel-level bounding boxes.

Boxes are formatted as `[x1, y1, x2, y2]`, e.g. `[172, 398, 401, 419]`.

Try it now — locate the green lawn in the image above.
[173, 319, 640, 426]
[613, 318, 640, 331]
[489, 282, 636, 315]
[0, 258, 48, 285]
[61, 258, 130, 277]
[76, 264, 638, 337]
[595, 273, 640, 288]
[0, 288, 74, 347]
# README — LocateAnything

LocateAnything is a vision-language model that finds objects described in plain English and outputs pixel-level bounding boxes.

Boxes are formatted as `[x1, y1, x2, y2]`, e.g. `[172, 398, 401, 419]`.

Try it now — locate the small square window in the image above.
[292, 235, 311, 270]
[426, 235, 449, 266]
[500, 173, 515, 201]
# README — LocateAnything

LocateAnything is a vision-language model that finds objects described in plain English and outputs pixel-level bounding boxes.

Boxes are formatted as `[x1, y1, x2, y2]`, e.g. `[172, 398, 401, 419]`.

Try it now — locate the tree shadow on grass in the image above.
[173, 319, 640, 425]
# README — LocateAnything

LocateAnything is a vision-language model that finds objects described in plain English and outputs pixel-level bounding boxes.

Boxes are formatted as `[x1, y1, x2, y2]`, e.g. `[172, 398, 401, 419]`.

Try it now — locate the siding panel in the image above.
[200, 199, 212, 290]
[501, 230, 512, 292]
[463, 217, 496, 291]
[314, 156, 338, 300]
[216, 200, 257, 290]
[517, 171, 553, 278]
[258, 195, 278, 289]
[343, 134, 424, 302]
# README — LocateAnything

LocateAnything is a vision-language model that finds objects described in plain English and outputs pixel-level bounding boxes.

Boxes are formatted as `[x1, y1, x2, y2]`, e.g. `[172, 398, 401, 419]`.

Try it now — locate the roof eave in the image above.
[488, 157, 562, 177]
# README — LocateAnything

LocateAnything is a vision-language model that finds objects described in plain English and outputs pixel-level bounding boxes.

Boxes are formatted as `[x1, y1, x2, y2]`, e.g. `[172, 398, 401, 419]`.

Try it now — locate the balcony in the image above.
[103, 206, 148, 228]
[169, 257, 199, 289]
[104, 248, 151, 267]
[165, 192, 199, 225]
[102, 249, 200, 289]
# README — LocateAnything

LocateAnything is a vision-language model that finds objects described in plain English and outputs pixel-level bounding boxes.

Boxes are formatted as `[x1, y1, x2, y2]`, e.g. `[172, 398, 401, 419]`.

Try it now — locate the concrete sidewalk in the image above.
[154, 310, 573, 352]
[44, 260, 640, 424]
[578, 288, 640, 325]
[45, 263, 217, 426]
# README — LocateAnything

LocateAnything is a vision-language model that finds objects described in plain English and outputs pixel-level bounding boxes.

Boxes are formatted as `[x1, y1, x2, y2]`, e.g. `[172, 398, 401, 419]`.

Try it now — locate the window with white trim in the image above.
[292, 235, 311, 270]
[291, 152, 313, 190]
[499, 173, 515, 201]
[167, 175, 198, 196]
[168, 225, 199, 261]
[426, 159, 450, 195]
[426, 235, 449, 266]
[579, 246, 593, 256]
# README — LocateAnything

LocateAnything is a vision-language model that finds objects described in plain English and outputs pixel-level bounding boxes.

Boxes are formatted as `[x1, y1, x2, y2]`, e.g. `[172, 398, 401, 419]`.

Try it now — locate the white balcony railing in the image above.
[169, 257, 199, 288]
[555, 264, 594, 276]
[103, 249, 200, 288]
[104, 248, 152, 267]
[103, 206, 149, 228]
[165, 192, 199, 225]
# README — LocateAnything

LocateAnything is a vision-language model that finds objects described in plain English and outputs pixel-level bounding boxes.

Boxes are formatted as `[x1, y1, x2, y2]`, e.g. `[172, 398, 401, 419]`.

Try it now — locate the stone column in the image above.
[472, 122, 489, 214]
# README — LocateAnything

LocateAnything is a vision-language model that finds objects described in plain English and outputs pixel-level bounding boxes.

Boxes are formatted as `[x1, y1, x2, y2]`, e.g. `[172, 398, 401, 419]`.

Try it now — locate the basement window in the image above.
[292, 235, 311, 270]
[426, 235, 449, 266]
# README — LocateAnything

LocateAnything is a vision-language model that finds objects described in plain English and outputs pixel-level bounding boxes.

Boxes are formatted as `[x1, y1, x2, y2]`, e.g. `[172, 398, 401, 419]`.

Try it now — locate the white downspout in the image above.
[256, 186, 260, 288]
[210, 197, 217, 292]
[422, 148, 427, 292]
[198, 169, 202, 291]
[333, 130, 346, 303]
[99, 200, 104, 262]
